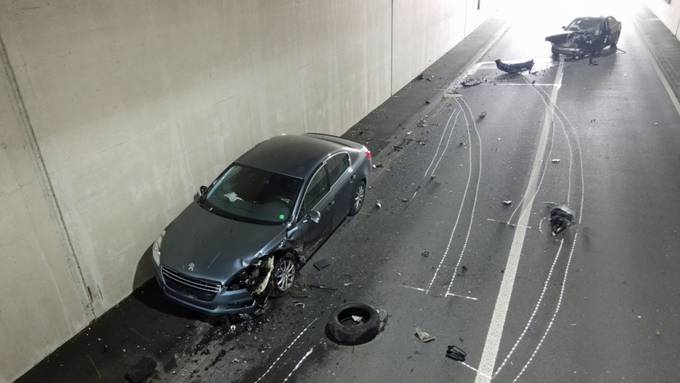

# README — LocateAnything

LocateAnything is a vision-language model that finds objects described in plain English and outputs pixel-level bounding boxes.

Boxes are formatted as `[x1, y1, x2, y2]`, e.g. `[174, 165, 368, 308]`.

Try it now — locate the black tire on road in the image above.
[325, 302, 380, 345]
[348, 180, 366, 216]
[269, 253, 297, 298]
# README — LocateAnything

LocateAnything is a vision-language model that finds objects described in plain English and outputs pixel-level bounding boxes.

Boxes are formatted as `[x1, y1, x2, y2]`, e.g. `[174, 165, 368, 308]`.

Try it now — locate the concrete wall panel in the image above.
[0, 34, 92, 382]
[0, 0, 490, 380]
[648, 0, 680, 40]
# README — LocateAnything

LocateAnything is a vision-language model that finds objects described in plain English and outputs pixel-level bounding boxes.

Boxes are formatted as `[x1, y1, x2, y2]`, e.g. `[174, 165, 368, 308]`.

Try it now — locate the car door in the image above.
[324, 152, 353, 227]
[297, 164, 335, 255]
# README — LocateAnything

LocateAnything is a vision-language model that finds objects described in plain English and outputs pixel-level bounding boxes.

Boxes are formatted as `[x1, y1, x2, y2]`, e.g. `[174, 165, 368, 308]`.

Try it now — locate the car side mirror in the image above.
[304, 210, 321, 224]
[195, 185, 208, 201]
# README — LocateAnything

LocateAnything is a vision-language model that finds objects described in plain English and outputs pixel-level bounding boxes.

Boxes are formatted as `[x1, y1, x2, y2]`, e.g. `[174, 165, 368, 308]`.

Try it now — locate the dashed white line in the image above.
[424, 106, 459, 177]
[282, 346, 315, 383]
[474, 58, 565, 383]
[512, 234, 579, 383]
[253, 318, 317, 383]
[431, 109, 462, 177]
[445, 97, 483, 296]
[493, 239, 565, 377]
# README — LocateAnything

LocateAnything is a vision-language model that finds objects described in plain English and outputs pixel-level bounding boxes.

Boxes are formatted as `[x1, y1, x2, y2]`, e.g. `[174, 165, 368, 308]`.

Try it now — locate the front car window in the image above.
[302, 167, 330, 213]
[201, 164, 302, 224]
[566, 18, 603, 35]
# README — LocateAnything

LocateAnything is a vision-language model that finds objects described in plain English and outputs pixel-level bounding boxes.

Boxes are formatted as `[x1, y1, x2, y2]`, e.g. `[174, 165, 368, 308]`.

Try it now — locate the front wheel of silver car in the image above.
[270, 254, 297, 298]
[348, 180, 366, 216]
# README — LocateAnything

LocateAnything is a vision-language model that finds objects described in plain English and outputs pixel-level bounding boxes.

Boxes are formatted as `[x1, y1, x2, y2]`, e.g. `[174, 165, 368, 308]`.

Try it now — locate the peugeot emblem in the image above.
[187, 262, 195, 272]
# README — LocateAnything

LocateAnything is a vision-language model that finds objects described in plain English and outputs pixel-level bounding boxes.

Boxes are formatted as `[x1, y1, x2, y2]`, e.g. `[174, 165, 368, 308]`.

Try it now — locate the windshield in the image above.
[566, 18, 602, 34]
[201, 164, 302, 224]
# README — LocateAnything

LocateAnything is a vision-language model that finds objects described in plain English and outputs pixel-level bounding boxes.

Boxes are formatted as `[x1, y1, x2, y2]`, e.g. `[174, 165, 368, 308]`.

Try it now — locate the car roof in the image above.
[235, 135, 345, 179]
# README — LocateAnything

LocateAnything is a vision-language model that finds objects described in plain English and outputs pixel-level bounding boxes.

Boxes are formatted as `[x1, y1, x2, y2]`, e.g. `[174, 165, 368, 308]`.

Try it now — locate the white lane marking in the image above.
[426, 111, 471, 292]
[474, 58, 565, 383]
[253, 318, 317, 383]
[533, 84, 585, 223]
[460, 360, 493, 379]
[402, 284, 429, 293]
[445, 292, 479, 301]
[445, 97, 483, 296]
[493, 239, 564, 377]
[424, 106, 458, 177]
[492, 83, 562, 87]
[431, 109, 462, 177]
[486, 218, 533, 230]
[281, 346, 315, 383]
[512, 234, 579, 383]
[633, 18, 680, 117]
[506, 100, 557, 224]
[527, 77, 574, 205]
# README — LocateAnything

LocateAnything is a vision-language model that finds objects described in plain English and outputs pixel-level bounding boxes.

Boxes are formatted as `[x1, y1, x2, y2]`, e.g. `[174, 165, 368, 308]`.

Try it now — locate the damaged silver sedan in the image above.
[546, 16, 621, 58]
[151, 134, 371, 315]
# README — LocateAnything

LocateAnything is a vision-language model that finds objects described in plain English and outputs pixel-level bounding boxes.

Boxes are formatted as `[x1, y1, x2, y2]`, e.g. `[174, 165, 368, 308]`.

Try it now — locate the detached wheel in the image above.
[269, 253, 297, 298]
[348, 180, 366, 216]
[325, 303, 380, 345]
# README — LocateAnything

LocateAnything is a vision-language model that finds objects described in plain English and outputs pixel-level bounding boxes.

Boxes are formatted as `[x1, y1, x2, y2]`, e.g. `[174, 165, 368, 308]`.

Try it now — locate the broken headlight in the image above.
[152, 230, 165, 266]
[226, 265, 261, 291]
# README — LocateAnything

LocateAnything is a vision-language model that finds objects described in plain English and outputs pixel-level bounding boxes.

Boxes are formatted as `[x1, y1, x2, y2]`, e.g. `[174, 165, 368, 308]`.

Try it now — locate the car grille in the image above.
[161, 266, 221, 302]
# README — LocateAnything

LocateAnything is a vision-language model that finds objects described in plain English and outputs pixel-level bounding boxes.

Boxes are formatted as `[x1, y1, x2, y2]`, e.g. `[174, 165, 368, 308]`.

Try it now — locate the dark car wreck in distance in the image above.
[151, 133, 372, 315]
[546, 16, 621, 58]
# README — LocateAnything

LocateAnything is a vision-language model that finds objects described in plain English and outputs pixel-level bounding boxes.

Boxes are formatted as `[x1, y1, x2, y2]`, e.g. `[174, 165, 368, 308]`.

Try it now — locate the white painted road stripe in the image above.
[474, 58, 565, 383]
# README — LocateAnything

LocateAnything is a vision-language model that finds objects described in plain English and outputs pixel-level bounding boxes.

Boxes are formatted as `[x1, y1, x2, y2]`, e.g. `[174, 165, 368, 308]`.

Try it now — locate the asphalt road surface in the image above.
[154, 8, 680, 383]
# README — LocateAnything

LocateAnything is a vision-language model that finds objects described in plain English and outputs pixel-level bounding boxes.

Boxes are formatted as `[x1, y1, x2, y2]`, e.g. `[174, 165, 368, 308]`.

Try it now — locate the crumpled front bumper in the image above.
[154, 268, 257, 316]
[551, 44, 585, 55]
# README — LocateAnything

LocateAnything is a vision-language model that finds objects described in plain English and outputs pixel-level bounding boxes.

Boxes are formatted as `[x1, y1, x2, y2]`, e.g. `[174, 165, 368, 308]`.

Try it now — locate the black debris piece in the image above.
[421, 250, 430, 258]
[313, 259, 331, 271]
[549, 205, 576, 234]
[417, 73, 425, 80]
[125, 357, 157, 383]
[478, 111, 487, 120]
[446, 345, 467, 361]
[461, 265, 468, 274]
[495, 59, 535, 74]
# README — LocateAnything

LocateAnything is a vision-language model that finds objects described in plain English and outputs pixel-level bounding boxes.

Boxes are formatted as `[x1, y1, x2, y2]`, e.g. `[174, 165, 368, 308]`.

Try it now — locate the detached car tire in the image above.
[325, 302, 380, 345]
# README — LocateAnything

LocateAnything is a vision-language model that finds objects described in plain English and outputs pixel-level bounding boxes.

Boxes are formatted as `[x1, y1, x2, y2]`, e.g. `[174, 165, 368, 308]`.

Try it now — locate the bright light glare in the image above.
[496, 0, 644, 26]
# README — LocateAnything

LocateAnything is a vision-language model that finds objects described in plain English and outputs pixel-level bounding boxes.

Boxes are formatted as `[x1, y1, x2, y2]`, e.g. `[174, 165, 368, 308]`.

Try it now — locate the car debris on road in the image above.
[445, 345, 467, 362]
[461, 77, 483, 87]
[503, 200, 513, 206]
[415, 327, 436, 343]
[495, 58, 535, 74]
[549, 204, 576, 234]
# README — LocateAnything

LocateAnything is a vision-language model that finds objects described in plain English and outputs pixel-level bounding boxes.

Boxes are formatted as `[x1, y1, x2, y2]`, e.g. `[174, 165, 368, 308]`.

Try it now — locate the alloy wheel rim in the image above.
[275, 259, 295, 291]
[354, 184, 365, 211]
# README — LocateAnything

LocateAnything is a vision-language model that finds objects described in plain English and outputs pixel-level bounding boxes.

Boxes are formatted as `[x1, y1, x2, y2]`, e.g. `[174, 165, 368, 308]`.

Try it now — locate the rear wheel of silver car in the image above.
[349, 180, 366, 216]
[270, 253, 297, 298]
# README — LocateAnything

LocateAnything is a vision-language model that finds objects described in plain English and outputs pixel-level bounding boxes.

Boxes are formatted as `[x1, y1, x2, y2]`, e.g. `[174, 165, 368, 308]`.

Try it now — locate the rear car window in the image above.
[302, 167, 330, 212]
[326, 153, 350, 185]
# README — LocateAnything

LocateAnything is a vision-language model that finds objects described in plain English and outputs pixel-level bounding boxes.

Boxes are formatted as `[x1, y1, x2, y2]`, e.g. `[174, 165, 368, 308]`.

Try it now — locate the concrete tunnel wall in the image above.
[0, 0, 496, 381]
[648, 0, 680, 40]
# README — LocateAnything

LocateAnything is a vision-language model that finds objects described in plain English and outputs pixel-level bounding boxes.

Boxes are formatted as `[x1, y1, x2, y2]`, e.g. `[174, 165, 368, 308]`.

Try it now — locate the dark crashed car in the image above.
[152, 133, 371, 315]
[546, 16, 621, 58]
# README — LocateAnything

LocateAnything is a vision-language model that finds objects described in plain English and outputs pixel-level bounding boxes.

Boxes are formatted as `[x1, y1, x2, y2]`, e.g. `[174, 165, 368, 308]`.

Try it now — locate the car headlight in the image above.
[152, 230, 165, 265]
